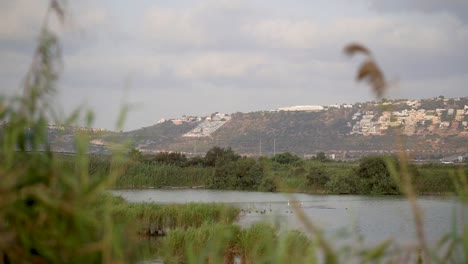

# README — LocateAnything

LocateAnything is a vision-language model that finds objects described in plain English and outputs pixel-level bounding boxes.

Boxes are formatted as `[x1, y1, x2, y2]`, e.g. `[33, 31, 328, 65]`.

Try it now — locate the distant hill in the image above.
[99, 96, 468, 159]
[18, 96, 465, 159]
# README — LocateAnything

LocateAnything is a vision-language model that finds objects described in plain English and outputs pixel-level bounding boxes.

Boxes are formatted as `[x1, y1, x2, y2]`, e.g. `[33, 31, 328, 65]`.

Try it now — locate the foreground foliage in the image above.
[0, 1, 134, 262]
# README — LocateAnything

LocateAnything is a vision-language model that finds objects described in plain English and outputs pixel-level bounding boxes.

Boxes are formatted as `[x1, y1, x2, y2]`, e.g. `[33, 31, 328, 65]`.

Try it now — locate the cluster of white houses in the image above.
[48, 125, 108, 132]
[157, 113, 231, 138]
[183, 114, 231, 138]
[351, 107, 468, 135]
[273, 100, 468, 136]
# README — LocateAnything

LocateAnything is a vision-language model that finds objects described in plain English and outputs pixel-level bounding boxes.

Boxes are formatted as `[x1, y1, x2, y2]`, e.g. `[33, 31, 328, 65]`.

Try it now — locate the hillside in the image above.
[104, 96, 468, 159]
[10, 96, 464, 159]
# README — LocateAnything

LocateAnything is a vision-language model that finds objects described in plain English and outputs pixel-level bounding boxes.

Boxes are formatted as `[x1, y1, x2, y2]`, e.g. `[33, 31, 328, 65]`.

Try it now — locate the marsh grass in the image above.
[115, 163, 212, 188]
[110, 198, 239, 232]
[160, 223, 320, 264]
[56, 155, 213, 188]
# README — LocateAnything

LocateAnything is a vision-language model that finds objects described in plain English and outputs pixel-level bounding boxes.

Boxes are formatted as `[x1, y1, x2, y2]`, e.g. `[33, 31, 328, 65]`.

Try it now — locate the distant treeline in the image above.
[58, 147, 466, 195]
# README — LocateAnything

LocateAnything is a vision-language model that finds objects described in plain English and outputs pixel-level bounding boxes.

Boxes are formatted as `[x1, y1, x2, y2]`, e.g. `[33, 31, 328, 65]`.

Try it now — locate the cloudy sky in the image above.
[1, 0, 467, 131]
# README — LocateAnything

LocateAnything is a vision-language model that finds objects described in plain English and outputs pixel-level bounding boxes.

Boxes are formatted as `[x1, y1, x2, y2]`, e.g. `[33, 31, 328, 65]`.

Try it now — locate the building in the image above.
[277, 105, 324, 112]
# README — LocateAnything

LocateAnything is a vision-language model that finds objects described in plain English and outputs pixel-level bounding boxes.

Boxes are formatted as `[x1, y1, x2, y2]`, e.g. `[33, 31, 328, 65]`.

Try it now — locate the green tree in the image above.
[326, 173, 360, 194]
[204, 146, 240, 167]
[129, 148, 143, 161]
[306, 165, 329, 188]
[210, 158, 263, 190]
[272, 152, 301, 165]
[259, 177, 277, 192]
[185, 155, 205, 166]
[315, 152, 329, 162]
[152, 151, 187, 166]
[355, 156, 399, 194]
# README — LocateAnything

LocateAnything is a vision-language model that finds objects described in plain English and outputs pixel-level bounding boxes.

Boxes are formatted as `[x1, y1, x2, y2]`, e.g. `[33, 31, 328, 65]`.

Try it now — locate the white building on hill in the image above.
[277, 105, 324, 112]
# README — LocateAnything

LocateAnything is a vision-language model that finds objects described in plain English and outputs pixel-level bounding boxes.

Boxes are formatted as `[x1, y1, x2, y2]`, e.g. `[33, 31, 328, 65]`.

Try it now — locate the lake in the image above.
[112, 189, 466, 246]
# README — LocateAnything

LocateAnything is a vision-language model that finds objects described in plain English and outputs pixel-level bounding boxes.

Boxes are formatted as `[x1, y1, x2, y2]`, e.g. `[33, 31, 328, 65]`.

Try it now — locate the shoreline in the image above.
[109, 186, 456, 196]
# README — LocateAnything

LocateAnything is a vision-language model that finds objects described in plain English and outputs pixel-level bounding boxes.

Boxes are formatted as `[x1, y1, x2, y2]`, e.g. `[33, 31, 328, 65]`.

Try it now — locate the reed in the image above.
[110, 198, 239, 231]
[113, 163, 213, 188]
[345, 42, 467, 263]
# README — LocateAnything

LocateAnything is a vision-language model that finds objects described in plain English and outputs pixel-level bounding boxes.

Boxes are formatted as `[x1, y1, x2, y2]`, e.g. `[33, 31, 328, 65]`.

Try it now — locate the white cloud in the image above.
[67, 5, 110, 33]
[0, 0, 46, 41]
[0, 51, 30, 76]
[387, 73, 468, 100]
[244, 13, 468, 57]
[142, 7, 207, 48]
[370, 0, 468, 21]
[243, 19, 320, 49]
[377, 14, 468, 56]
[65, 53, 163, 80]
[173, 52, 265, 79]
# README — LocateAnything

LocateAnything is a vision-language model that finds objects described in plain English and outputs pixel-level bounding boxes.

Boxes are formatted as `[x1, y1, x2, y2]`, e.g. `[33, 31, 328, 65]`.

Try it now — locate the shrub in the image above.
[209, 157, 264, 190]
[355, 156, 399, 194]
[272, 152, 301, 165]
[306, 165, 330, 188]
[150, 151, 187, 166]
[204, 146, 240, 167]
[326, 173, 360, 194]
[259, 177, 277, 192]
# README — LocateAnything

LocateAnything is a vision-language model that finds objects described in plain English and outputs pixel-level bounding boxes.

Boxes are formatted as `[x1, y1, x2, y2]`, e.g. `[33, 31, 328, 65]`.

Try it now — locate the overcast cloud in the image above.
[1, 0, 467, 130]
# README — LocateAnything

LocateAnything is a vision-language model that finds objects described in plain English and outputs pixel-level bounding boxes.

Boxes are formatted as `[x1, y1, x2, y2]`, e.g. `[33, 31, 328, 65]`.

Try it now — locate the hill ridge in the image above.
[115, 96, 467, 159]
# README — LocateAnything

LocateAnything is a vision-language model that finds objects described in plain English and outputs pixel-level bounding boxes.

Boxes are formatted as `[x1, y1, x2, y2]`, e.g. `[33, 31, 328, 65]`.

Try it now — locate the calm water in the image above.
[112, 189, 466, 246]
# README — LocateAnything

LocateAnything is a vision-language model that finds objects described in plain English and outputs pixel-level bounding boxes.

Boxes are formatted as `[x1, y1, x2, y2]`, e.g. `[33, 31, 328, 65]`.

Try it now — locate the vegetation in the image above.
[109, 195, 239, 231]
[158, 223, 321, 264]
[271, 152, 301, 165]
[209, 157, 263, 190]
[0, 2, 135, 262]
[78, 147, 463, 195]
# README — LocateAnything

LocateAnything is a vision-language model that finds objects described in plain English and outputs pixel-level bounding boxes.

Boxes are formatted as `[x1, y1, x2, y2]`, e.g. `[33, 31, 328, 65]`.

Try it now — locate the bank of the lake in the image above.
[72, 151, 466, 195]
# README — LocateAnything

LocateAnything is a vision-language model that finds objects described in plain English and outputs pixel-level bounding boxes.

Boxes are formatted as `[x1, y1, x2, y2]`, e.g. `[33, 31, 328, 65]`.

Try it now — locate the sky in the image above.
[1, 0, 467, 131]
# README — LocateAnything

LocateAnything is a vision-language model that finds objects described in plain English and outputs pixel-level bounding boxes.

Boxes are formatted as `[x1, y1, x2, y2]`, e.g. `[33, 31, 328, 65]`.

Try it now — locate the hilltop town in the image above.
[9, 96, 465, 160]
[152, 96, 468, 138]
[349, 99, 468, 136]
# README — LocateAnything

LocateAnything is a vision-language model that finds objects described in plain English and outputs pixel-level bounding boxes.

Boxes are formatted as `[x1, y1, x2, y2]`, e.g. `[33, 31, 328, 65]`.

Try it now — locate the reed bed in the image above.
[109, 196, 239, 232]
[160, 223, 360, 264]
[114, 163, 213, 188]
